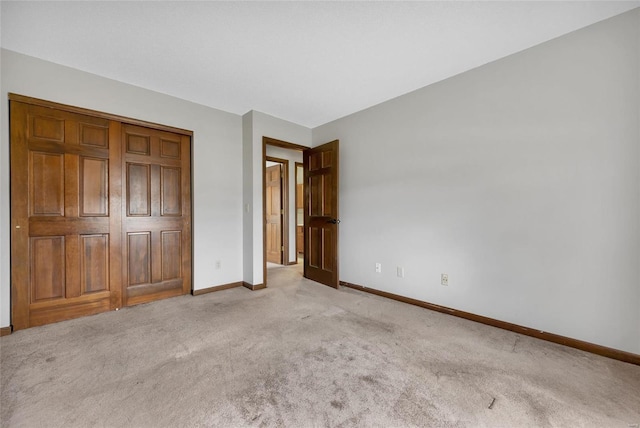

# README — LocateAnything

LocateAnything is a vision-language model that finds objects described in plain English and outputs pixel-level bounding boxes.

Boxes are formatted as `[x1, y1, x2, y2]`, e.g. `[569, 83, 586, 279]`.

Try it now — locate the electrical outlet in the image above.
[215, 260, 221, 270]
[397, 267, 404, 278]
[441, 273, 448, 286]
[375, 263, 382, 273]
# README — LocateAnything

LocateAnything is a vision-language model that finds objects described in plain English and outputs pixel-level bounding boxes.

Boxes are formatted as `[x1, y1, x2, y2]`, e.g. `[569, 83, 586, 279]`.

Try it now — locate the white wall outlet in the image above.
[375, 263, 382, 273]
[441, 273, 448, 286]
[397, 267, 404, 278]
[215, 260, 221, 269]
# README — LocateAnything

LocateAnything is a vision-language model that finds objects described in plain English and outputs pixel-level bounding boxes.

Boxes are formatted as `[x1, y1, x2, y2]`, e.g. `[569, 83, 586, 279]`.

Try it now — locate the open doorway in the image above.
[263, 137, 307, 284]
[262, 137, 341, 289]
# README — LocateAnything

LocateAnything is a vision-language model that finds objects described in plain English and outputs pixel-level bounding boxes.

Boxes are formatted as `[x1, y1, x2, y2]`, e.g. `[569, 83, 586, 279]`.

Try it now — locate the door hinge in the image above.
[280, 209, 284, 215]
[281, 246, 284, 251]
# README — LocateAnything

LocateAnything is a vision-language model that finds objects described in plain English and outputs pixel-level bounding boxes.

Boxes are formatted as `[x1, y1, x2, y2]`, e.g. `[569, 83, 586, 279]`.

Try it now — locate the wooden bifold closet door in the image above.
[10, 97, 192, 330]
[121, 124, 191, 306]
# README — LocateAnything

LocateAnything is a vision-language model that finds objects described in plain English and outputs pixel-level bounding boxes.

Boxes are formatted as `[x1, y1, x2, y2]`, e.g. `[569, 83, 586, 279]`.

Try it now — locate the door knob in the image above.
[327, 219, 341, 224]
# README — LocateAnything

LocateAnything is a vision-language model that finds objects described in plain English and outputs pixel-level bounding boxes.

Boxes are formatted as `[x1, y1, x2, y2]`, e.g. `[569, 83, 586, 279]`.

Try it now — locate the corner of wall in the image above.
[242, 111, 254, 285]
[0, 50, 10, 328]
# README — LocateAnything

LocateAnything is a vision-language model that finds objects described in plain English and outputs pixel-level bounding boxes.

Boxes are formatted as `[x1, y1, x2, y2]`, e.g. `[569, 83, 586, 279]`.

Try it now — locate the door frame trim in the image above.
[8, 93, 193, 136]
[262, 137, 309, 287]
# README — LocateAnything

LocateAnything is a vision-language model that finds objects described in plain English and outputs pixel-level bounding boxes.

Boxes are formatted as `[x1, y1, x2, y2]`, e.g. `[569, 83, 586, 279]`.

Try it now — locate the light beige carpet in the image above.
[1, 263, 639, 427]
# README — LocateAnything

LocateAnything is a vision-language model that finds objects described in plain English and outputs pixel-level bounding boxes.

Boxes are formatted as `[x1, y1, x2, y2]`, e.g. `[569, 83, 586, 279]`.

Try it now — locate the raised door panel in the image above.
[128, 232, 151, 286]
[309, 175, 322, 217]
[266, 223, 281, 261]
[30, 236, 66, 302]
[306, 227, 336, 272]
[126, 133, 151, 156]
[322, 175, 333, 216]
[127, 163, 151, 216]
[80, 157, 109, 216]
[308, 227, 321, 269]
[81, 234, 109, 294]
[161, 231, 182, 280]
[160, 139, 181, 159]
[161, 167, 181, 216]
[30, 152, 65, 216]
[322, 229, 335, 272]
[79, 123, 109, 148]
[30, 115, 65, 142]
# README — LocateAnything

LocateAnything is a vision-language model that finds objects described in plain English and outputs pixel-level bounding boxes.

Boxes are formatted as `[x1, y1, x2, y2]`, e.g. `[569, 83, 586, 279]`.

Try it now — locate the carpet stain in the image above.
[519, 390, 552, 426]
[330, 400, 344, 410]
[512, 336, 520, 353]
[343, 313, 396, 334]
[359, 375, 377, 385]
[392, 385, 443, 427]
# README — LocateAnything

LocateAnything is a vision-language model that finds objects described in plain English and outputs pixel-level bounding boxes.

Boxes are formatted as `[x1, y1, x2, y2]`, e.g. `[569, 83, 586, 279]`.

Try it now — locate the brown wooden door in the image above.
[122, 124, 192, 306]
[304, 140, 339, 288]
[10, 101, 122, 329]
[265, 164, 282, 264]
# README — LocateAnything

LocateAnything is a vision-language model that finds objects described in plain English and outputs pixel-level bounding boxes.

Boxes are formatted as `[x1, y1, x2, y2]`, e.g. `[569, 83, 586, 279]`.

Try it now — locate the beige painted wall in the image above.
[313, 9, 640, 353]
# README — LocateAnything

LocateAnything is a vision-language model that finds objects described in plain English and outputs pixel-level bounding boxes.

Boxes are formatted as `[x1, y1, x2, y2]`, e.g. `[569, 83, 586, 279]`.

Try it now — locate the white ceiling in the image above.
[1, 1, 638, 128]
